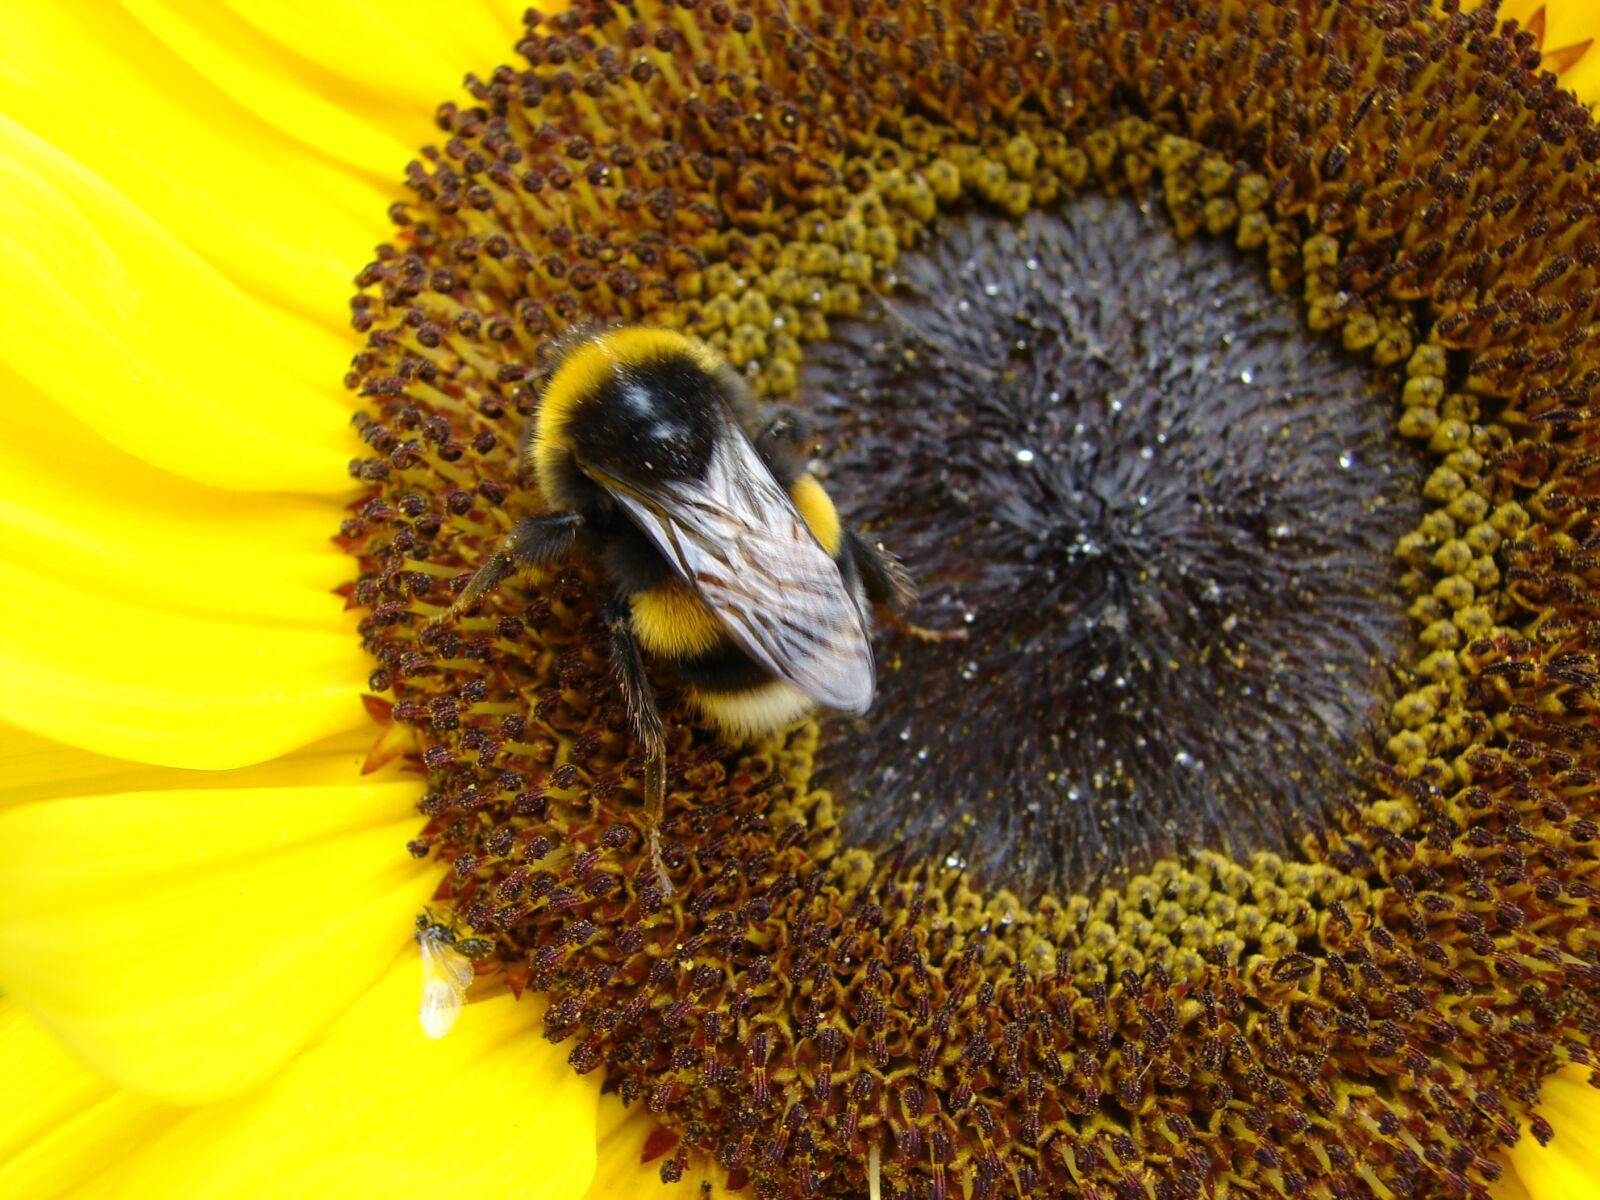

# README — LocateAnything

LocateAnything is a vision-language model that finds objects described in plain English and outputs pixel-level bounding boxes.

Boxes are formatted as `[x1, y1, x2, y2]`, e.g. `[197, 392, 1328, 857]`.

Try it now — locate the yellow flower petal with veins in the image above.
[1506, 1066, 1600, 1200]
[123, 0, 520, 177]
[0, 117, 355, 494]
[0, 0, 611, 1194]
[0, 999, 172, 1198]
[586, 1094, 723, 1199]
[1494, 1167, 1537, 1200]
[0, 559, 366, 767]
[0, 726, 376, 813]
[1, 727, 168, 814]
[0, 773, 431, 1102]
[120, 0, 425, 178]
[587, 1094, 665, 1198]
[0, 969, 602, 1200]
[205, 0, 521, 127]
[96, 960, 598, 1198]
[0, 5, 387, 315]
[0, 371, 349, 627]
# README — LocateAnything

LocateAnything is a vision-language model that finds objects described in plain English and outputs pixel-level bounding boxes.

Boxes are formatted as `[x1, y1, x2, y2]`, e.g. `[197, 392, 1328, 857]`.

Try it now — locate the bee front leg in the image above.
[602, 598, 674, 896]
[845, 527, 968, 643]
[749, 405, 813, 480]
[434, 513, 584, 623]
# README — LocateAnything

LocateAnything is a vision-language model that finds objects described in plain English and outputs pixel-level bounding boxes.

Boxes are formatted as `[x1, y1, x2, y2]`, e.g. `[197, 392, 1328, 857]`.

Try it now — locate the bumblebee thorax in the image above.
[529, 329, 731, 503]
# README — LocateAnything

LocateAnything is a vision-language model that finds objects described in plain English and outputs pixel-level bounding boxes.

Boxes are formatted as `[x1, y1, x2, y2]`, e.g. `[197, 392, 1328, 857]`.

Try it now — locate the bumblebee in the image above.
[439, 327, 946, 887]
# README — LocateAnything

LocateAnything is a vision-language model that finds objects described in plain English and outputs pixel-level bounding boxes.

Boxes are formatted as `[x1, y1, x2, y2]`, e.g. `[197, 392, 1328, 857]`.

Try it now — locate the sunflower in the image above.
[4, 0, 1600, 1197]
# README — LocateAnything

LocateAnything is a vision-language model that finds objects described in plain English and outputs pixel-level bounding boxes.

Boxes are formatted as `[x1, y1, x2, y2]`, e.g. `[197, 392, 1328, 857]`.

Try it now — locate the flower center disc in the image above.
[807, 195, 1421, 898]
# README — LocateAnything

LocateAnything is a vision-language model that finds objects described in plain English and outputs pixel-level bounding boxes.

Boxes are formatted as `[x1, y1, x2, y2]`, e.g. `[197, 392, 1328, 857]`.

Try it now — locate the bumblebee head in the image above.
[529, 328, 743, 503]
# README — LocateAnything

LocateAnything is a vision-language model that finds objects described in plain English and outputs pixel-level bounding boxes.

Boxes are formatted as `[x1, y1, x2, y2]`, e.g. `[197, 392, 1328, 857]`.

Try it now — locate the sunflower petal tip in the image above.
[1543, 38, 1593, 77]
[641, 1126, 678, 1166]
[361, 721, 414, 775]
[360, 692, 394, 723]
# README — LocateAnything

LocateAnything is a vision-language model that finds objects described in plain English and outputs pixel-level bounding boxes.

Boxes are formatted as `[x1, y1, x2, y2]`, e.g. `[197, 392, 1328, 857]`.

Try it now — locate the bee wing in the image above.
[593, 429, 875, 715]
[418, 934, 474, 1039]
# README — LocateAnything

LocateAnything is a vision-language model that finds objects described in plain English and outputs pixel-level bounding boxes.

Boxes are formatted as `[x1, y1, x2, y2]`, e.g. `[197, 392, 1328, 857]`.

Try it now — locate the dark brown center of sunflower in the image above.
[806, 195, 1421, 898]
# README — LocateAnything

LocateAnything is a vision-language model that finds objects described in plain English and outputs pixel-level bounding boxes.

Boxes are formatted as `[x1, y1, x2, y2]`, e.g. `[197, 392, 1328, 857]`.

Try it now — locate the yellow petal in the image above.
[0, 721, 378, 812]
[1543, 3, 1600, 106]
[1506, 1066, 1600, 1200]
[0, 999, 174, 1199]
[0, 558, 366, 768]
[1495, 1162, 1537, 1200]
[1469, 0, 1600, 107]
[588, 1094, 667, 1198]
[118, 0, 410, 184]
[588, 1093, 724, 1199]
[210, 0, 520, 130]
[0, 776, 431, 1102]
[124, 0, 516, 178]
[0, 4, 390, 316]
[0, 368, 349, 627]
[105, 957, 600, 1199]
[0, 115, 356, 494]
[0, 724, 164, 815]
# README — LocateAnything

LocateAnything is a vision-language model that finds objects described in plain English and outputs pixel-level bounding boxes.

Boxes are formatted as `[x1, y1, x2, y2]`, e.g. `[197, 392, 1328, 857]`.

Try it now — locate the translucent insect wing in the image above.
[417, 933, 475, 1038]
[598, 431, 875, 713]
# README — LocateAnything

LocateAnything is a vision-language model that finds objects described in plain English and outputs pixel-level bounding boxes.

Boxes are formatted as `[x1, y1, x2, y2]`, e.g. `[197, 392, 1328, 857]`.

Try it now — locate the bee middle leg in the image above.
[601, 597, 674, 896]
[845, 527, 968, 643]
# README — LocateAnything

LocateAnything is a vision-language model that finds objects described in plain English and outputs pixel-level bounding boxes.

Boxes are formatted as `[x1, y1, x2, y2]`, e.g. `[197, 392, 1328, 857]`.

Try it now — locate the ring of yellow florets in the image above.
[342, 4, 1600, 1198]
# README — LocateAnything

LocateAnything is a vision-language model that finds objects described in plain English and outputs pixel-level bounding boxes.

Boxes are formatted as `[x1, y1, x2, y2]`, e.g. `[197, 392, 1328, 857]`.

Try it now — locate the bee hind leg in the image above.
[602, 599, 674, 896]
[433, 513, 583, 624]
[844, 527, 968, 643]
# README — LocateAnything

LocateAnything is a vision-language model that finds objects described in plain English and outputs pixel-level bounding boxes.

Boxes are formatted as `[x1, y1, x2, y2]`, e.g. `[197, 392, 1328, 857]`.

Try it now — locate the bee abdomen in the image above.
[629, 580, 724, 659]
[629, 580, 827, 737]
[677, 641, 817, 739]
[688, 680, 817, 740]
[787, 474, 843, 556]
